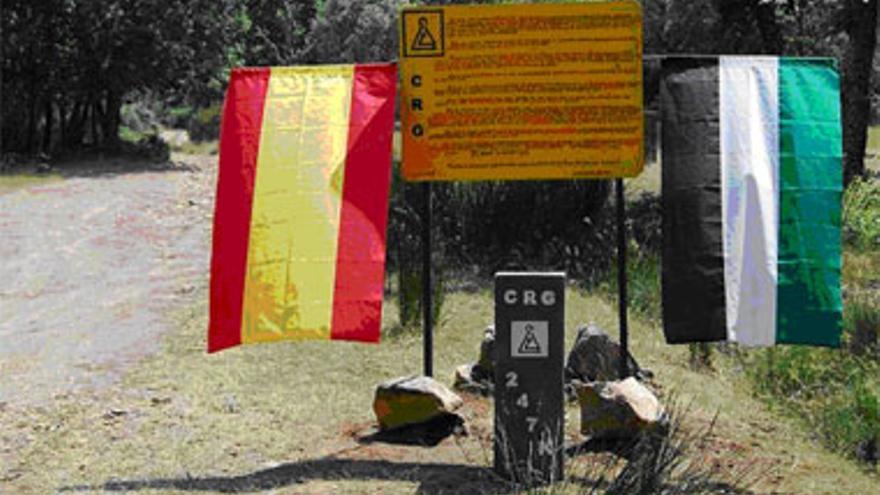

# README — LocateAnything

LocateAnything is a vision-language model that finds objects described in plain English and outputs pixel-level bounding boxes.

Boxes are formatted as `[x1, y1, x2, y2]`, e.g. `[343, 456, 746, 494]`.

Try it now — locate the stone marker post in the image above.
[494, 272, 565, 485]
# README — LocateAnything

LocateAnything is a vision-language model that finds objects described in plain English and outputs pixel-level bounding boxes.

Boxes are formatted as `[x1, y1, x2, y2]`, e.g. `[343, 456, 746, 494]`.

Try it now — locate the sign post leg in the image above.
[422, 182, 433, 377]
[616, 178, 630, 379]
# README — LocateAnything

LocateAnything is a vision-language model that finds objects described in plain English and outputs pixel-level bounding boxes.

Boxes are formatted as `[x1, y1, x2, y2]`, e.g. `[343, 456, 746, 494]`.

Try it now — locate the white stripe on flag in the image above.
[719, 57, 779, 347]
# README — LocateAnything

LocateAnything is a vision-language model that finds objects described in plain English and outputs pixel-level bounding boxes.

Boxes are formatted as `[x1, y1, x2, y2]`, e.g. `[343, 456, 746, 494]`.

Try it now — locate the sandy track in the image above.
[0, 155, 216, 407]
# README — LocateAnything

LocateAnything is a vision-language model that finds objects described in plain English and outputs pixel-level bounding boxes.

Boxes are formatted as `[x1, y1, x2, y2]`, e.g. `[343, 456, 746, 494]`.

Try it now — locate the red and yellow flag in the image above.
[208, 64, 397, 353]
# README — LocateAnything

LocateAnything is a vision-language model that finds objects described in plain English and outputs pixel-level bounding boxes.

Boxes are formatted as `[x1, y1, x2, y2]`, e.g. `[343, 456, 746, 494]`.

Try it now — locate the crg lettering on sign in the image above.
[503, 289, 557, 307]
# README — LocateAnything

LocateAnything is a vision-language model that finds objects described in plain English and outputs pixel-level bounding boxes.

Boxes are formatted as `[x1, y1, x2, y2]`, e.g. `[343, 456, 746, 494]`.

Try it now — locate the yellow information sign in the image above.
[400, 1, 644, 181]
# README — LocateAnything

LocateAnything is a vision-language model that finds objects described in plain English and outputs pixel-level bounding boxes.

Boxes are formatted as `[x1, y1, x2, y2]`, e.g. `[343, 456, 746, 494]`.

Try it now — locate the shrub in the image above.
[843, 291, 880, 357]
[842, 177, 880, 250]
[187, 104, 222, 142]
[396, 267, 444, 330]
[747, 344, 879, 465]
[163, 105, 195, 129]
[120, 100, 158, 134]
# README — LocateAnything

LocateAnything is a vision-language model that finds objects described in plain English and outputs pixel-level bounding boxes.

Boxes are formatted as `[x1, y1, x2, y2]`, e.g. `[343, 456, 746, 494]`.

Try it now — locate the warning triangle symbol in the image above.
[518, 325, 542, 354]
[411, 17, 437, 51]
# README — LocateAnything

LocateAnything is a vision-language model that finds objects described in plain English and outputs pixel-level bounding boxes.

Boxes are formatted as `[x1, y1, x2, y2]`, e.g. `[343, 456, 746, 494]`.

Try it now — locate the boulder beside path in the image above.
[573, 377, 665, 439]
[565, 323, 652, 383]
[452, 325, 495, 395]
[374, 375, 464, 431]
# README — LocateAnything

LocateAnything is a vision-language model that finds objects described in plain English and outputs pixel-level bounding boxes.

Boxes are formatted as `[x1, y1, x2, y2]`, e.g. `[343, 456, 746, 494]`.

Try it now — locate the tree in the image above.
[304, 0, 399, 63]
[716, 0, 780, 53]
[0, 0, 244, 154]
[838, 0, 878, 184]
[647, 0, 878, 183]
[242, 0, 318, 66]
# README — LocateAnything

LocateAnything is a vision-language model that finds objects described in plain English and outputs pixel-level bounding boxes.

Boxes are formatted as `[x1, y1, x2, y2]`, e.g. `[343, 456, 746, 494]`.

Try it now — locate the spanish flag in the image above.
[208, 64, 397, 353]
[661, 57, 842, 347]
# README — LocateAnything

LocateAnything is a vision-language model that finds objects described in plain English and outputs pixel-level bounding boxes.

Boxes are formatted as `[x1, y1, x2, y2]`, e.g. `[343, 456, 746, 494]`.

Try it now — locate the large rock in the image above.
[474, 325, 496, 380]
[374, 375, 464, 431]
[573, 378, 665, 439]
[565, 324, 650, 383]
[453, 363, 493, 396]
[453, 325, 495, 395]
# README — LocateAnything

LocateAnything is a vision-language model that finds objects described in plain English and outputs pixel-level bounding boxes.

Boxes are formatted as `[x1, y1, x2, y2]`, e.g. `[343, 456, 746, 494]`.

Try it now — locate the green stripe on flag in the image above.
[777, 58, 843, 346]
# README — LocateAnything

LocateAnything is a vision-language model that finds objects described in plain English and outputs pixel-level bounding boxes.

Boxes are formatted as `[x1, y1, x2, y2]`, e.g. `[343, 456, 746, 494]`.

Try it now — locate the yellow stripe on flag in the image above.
[241, 66, 354, 343]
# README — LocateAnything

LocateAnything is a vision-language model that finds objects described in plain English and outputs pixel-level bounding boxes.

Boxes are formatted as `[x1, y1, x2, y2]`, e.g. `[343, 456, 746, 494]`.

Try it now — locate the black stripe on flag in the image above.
[661, 57, 727, 344]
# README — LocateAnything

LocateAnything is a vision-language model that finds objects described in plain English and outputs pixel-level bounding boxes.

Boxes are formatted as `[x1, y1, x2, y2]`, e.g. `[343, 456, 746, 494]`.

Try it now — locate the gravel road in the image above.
[0, 155, 216, 407]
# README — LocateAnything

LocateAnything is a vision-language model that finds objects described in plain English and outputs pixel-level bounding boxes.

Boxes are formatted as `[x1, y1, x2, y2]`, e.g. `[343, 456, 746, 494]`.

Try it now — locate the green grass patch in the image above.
[596, 249, 662, 323]
[843, 176, 880, 250]
[867, 126, 880, 173]
[867, 126, 880, 152]
[745, 343, 879, 464]
[601, 181, 880, 470]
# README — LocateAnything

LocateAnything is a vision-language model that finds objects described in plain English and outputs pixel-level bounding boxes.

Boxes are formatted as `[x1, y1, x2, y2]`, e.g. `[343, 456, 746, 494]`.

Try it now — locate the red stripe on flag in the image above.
[208, 68, 271, 353]
[330, 64, 397, 342]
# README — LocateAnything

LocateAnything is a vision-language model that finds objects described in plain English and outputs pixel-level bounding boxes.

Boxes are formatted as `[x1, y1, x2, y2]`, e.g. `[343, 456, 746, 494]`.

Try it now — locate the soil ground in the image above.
[0, 155, 215, 407]
[0, 150, 877, 494]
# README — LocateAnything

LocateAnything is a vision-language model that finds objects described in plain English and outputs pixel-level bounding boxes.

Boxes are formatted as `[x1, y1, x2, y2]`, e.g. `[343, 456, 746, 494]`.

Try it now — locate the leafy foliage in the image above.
[240, 0, 316, 66]
[1, 0, 245, 153]
[305, 0, 400, 64]
[747, 344, 879, 465]
[643, 0, 878, 183]
[843, 176, 880, 250]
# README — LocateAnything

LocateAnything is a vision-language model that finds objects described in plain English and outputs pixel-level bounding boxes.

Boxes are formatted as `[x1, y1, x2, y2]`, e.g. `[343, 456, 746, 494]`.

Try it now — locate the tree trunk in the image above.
[103, 91, 121, 147]
[717, 0, 784, 54]
[67, 101, 87, 148]
[26, 92, 36, 153]
[90, 101, 99, 146]
[58, 99, 66, 149]
[717, 0, 752, 53]
[842, 0, 878, 185]
[754, 0, 783, 54]
[43, 98, 53, 154]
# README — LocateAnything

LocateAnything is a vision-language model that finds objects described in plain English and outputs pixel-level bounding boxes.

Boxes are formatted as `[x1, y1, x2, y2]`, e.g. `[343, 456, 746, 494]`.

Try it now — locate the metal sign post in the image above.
[398, 1, 645, 382]
[422, 182, 433, 377]
[494, 272, 565, 485]
[616, 178, 630, 379]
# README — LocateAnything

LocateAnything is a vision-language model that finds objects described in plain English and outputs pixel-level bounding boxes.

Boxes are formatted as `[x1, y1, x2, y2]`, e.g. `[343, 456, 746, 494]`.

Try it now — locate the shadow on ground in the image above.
[61, 458, 513, 494]
[2, 150, 202, 180]
[52, 157, 201, 178]
[356, 414, 466, 447]
[59, 442, 760, 495]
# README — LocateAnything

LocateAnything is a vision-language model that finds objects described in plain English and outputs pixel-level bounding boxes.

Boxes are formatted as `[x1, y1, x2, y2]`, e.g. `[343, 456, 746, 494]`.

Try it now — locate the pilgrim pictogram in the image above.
[411, 17, 437, 51]
[518, 324, 542, 355]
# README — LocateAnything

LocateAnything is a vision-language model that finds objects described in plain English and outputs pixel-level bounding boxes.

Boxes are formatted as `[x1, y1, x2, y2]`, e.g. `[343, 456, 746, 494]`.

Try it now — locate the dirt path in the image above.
[0, 154, 216, 408]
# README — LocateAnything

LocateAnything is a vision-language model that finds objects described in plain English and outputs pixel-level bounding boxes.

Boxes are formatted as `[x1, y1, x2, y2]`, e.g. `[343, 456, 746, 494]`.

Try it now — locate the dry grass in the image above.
[625, 159, 661, 200]
[2, 286, 877, 494]
[0, 172, 62, 196]
[864, 125, 879, 173]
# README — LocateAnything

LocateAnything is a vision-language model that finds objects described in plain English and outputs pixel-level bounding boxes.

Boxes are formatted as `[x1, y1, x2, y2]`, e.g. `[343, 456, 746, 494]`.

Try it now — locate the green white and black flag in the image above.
[661, 56, 843, 347]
